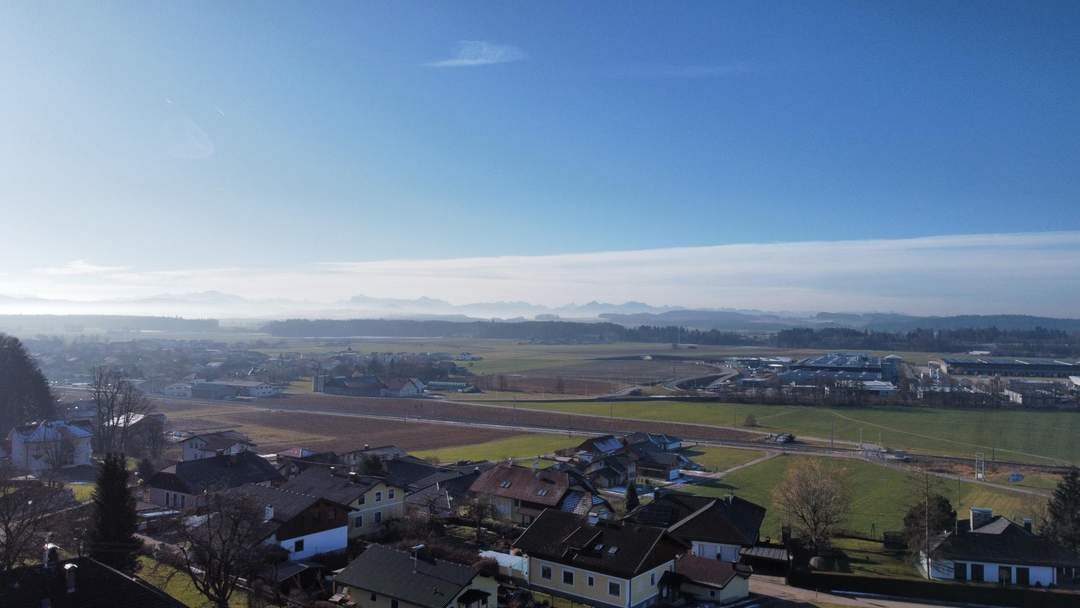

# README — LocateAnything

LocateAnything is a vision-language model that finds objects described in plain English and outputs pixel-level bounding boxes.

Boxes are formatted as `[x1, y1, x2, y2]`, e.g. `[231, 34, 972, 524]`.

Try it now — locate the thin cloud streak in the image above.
[426, 41, 525, 67]
[7, 231, 1080, 316]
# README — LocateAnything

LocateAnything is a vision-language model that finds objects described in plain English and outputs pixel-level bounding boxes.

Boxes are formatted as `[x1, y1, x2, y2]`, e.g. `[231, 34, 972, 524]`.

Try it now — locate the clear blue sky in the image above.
[2, 1, 1079, 273]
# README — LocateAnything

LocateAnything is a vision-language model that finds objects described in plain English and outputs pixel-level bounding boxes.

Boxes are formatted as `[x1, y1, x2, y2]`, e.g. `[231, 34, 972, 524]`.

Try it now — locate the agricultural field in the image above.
[677, 454, 1038, 541]
[682, 446, 765, 472]
[478, 400, 1080, 464]
[412, 434, 582, 464]
[160, 401, 526, 453]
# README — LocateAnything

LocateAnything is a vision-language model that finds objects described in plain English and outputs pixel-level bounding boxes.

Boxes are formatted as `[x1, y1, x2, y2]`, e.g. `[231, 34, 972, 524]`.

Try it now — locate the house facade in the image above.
[922, 508, 1080, 587]
[513, 510, 687, 608]
[281, 468, 406, 539]
[469, 463, 612, 526]
[625, 492, 766, 564]
[7, 421, 93, 473]
[181, 430, 254, 461]
[227, 484, 349, 561]
[145, 451, 282, 511]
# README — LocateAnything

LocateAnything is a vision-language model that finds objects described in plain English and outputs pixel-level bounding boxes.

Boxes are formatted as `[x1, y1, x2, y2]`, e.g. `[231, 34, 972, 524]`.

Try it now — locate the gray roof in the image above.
[280, 468, 384, 506]
[148, 452, 282, 494]
[335, 545, 478, 608]
[931, 516, 1080, 568]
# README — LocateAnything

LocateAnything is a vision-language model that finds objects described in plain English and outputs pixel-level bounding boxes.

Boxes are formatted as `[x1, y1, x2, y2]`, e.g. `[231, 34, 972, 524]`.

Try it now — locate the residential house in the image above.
[561, 435, 625, 464]
[406, 466, 489, 518]
[625, 492, 765, 563]
[513, 509, 688, 608]
[281, 467, 405, 539]
[624, 433, 682, 452]
[468, 463, 612, 526]
[162, 383, 193, 398]
[380, 377, 426, 398]
[334, 544, 498, 608]
[7, 420, 92, 473]
[923, 508, 1080, 587]
[224, 483, 349, 561]
[0, 553, 187, 608]
[145, 451, 283, 512]
[181, 429, 255, 461]
[340, 444, 409, 467]
[657, 555, 751, 606]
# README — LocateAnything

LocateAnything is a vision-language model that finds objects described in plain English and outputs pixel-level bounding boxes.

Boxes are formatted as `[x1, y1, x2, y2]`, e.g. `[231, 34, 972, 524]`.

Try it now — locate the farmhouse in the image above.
[625, 492, 765, 563]
[224, 483, 350, 561]
[513, 509, 687, 608]
[334, 544, 498, 608]
[181, 429, 255, 461]
[281, 467, 405, 539]
[145, 451, 283, 511]
[922, 508, 1080, 586]
[6, 420, 92, 473]
[469, 463, 612, 526]
[657, 554, 751, 606]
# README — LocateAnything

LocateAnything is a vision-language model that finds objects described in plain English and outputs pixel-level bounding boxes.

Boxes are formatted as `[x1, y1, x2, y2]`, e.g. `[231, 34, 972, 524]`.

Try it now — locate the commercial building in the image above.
[933, 357, 1080, 378]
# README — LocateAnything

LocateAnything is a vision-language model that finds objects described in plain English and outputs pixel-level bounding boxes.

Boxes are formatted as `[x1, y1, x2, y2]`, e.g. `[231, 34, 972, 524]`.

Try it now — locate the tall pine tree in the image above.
[0, 333, 55, 436]
[625, 481, 640, 512]
[1046, 467, 1080, 555]
[88, 454, 141, 573]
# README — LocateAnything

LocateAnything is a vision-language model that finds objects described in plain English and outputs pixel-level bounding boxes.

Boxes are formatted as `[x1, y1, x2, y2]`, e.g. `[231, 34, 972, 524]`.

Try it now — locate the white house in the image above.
[180, 430, 254, 461]
[6, 421, 93, 473]
[226, 484, 349, 561]
[922, 508, 1080, 587]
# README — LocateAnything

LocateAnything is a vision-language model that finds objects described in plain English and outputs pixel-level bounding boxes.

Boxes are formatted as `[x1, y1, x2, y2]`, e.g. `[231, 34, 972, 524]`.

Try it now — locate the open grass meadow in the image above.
[475, 399, 1080, 464]
[682, 446, 765, 472]
[677, 454, 1039, 541]
[137, 556, 249, 608]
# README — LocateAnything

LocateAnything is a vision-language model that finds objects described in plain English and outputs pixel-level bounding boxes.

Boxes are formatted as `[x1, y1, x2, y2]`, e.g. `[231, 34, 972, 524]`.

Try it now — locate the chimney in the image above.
[1023, 518, 1033, 533]
[970, 508, 993, 530]
[64, 563, 78, 594]
[264, 504, 274, 522]
[42, 542, 60, 571]
[412, 544, 426, 573]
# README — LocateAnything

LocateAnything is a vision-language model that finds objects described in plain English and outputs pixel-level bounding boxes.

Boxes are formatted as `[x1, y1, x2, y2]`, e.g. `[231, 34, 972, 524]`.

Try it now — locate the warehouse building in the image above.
[933, 357, 1080, 378]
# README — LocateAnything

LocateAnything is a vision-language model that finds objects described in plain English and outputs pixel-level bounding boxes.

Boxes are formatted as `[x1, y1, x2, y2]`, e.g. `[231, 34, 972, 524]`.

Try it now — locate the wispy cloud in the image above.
[38, 260, 129, 276]
[427, 40, 525, 68]
[618, 63, 750, 79]
[7, 232, 1080, 317]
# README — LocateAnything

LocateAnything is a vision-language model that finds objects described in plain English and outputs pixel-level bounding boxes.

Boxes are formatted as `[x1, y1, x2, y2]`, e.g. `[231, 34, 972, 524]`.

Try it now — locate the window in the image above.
[370, 593, 376, 601]
[374, 511, 382, 523]
[358, 494, 365, 505]
[499, 480, 512, 488]
[375, 491, 382, 502]
[180, 495, 185, 508]
[999, 566, 1012, 585]
[1017, 567, 1030, 586]
[971, 563, 984, 582]
[354, 515, 363, 528]
[391, 600, 398, 608]
[587, 575, 594, 587]
[294, 539, 304, 553]
[388, 488, 395, 499]
[563, 570, 574, 585]
[650, 572, 655, 586]
[608, 581, 620, 597]
[954, 562, 968, 581]
[541, 566, 552, 580]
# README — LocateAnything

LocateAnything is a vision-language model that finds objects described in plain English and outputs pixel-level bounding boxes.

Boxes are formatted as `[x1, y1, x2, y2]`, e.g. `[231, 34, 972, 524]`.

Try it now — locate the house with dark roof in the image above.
[625, 432, 682, 452]
[657, 554, 751, 606]
[625, 491, 765, 563]
[0, 553, 186, 608]
[923, 508, 1080, 587]
[180, 429, 255, 461]
[406, 465, 490, 518]
[333, 544, 498, 608]
[469, 463, 612, 526]
[145, 451, 283, 511]
[513, 509, 688, 608]
[224, 483, 349, 561]
[281, 467, 405, 539]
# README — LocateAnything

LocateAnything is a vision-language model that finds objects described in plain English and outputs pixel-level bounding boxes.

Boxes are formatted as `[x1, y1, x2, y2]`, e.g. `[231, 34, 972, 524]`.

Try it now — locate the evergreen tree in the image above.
[88, 454, 140, 573]
[903, 494, 956, 559]
[0, 333, 55, 436]
[625, 481, 640, 512]
[1046, 467, 1080, 555]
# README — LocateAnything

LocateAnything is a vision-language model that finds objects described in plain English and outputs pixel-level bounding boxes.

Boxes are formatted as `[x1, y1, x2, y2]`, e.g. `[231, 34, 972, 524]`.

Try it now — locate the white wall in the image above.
[927, 556, 1056, 587]
[276, 526, 348, 561]
[691, 541, 742, 563]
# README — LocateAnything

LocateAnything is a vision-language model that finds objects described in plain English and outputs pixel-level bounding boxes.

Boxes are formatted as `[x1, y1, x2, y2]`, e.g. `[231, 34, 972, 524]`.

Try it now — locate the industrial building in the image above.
[933, 357, 1080, 378]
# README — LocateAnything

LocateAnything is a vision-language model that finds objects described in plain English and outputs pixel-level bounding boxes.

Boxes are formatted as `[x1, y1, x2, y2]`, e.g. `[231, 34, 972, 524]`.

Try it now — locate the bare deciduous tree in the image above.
[0, 467, 69, 572]
[772, 459, 850, 551]
[166, 493, 283, 608]
[90, 367, 155, 456]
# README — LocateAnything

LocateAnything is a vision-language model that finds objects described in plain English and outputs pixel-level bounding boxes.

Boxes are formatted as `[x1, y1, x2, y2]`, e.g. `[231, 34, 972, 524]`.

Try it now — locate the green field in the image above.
[66, 482, 94, 503]
[474, 400, 1080, 464]
[412, 433, 582, 464]
[137, 556, 248, 608]
[678, 454, 1038, 540]
[682, 446, 764, 472]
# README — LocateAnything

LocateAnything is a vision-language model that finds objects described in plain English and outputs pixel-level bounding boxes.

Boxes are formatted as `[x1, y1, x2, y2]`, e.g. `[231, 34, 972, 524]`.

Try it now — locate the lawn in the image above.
[412, 433, 582, 464]
[66, 482, 95, 503]
[831, 537, 918, 578]
[682, 446, 764, 472]
[482, 400, 1080, 464]
[677, 454, 1038, 541]
[137, 556, 249, 608]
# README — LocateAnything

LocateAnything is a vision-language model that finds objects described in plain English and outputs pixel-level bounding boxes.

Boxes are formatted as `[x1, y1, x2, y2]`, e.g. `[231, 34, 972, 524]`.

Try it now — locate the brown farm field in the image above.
[162, 401, 526, 453]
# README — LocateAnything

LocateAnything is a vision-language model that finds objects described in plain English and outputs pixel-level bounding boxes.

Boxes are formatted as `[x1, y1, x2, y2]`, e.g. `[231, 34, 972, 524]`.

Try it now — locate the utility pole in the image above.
[924, 469, 931, 578]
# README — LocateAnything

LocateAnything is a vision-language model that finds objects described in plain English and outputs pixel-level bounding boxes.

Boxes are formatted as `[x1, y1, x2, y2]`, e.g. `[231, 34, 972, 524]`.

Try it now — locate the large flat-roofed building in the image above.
[791, 353, 883, 373]
[934, 357, 1080, 378]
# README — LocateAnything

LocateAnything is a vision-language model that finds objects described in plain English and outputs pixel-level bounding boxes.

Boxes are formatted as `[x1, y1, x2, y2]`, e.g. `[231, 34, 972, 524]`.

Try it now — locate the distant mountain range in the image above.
[2, 291, 1080, 334]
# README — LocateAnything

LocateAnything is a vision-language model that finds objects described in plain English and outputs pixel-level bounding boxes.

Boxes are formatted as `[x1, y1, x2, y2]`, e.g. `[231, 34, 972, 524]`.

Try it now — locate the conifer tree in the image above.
[88, 454, 141, 573]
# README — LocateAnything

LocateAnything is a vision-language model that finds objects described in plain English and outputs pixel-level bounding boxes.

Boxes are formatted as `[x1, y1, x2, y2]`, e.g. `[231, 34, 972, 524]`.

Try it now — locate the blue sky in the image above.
[1, 2, 1079, 313]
